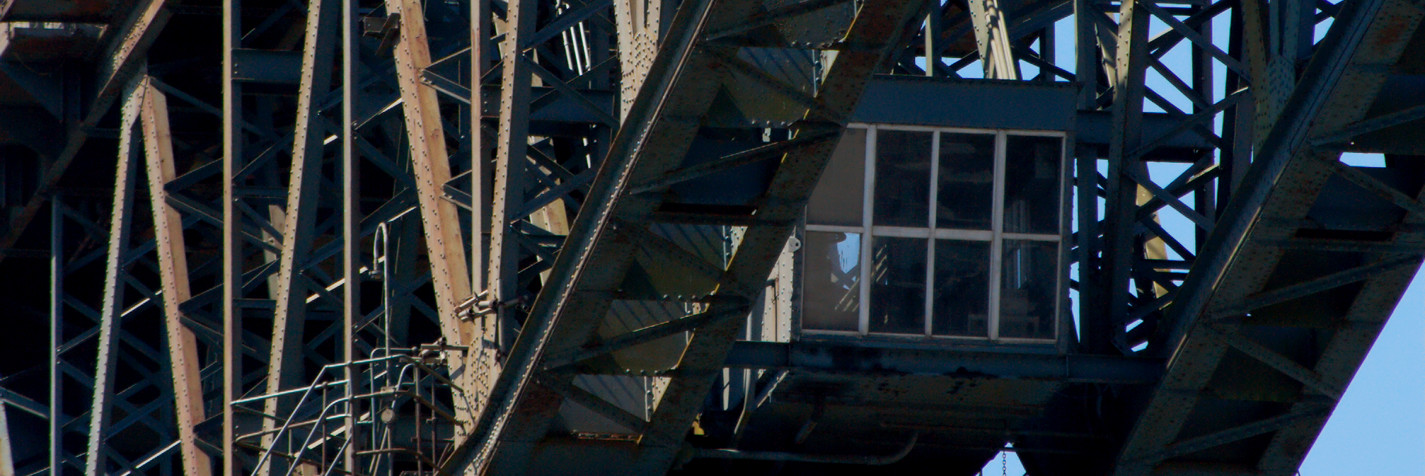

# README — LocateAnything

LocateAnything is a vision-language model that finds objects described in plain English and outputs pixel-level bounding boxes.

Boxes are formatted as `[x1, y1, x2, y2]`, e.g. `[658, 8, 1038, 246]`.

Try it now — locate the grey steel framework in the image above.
[0, 0, 1421, 474]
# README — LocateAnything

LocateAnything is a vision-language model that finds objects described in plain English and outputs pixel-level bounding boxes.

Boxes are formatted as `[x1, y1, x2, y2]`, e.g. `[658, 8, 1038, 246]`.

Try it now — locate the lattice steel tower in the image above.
[0, 0, 1421, 474]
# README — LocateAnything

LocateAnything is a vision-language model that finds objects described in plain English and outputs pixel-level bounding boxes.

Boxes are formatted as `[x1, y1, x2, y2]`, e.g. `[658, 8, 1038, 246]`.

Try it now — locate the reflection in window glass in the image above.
[803, 126, 1064, 342]
[936, 133, 995, 230]
[802, 231, 861, 332]
[808, 129, 866, 226]
[999, 240, 1057, 339]
[873, 130, 932, 227]
[1004, 136, 1062, 234]
[932, 240, 990, 337]
[869, 236, 926, 334]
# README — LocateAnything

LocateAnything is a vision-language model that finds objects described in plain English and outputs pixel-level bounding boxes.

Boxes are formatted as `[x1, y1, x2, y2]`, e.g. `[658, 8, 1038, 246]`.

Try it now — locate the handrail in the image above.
[237, 413, 349, 441]
[116, 440, 180, 476]
[246, 351, 472, 474]
[318, 437, 353, 476]
[233, 380, 349, 407]
[278, 396, 349, 476]
[235, 354, 411, 406]
[248, 355, 407, 474]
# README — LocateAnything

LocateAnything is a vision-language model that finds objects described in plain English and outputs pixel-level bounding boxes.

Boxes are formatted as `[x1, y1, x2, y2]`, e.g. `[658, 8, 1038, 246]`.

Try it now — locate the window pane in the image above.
[873, 130, 932, 227]
[936, 132, 995, 230]
[932, 240, 990, 337]
[999, 240, 1058, 339]
[1003, 136, 1063, 234]
[869, 236, 927, 334]
[802, 231, 862, 332]
[808, 129, 866, 226]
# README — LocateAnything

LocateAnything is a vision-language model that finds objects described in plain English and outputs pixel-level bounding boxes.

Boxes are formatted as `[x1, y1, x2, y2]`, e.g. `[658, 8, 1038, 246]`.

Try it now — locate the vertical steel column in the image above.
[1099, 0, 1150, 351]
[84, 78, 144, 475]
[1218, 2, 1256, 208]
[488, 0, 537, 355]
[386, 0, 475, 341]
[924, 0, 941, 77]
[260, 0, 339, 464]
[1073, 0, 1102, 107]
[1191, 2, 1216, 247]
[388, 220, 420, 348]
[1073, 0, 1108, 352]
[968, 0, 1019, 79]
[48, 197, 63, 476]
[1270, 0, 1315, 73]
[1036, 14, 1054, 82]
[471, 0, 491, 298]
[1247, 0, 1289, 140]
[469, 0, 501, 453]
[221, 0, 243, 473]
[1240, 0, 1279, 143]
[142, 79, 212, 476]
[341, 0, 361, 472]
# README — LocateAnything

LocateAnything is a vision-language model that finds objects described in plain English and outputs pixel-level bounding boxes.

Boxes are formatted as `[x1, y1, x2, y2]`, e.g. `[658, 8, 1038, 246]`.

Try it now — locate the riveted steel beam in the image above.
[1209, 255, 1421, 320]
[1320, 157, 1425, 217]
[388, 0, 475, 346]
[968, 0, 1019, 79]
[341, 0, 362, 473]
[1205, 325, 1343, 399]
[141, 78, 212, 476]
[219, 1, 247, 474]
[544, 305, 751, 369]
[1097, 0, 1153, 354]
[48, 196, 65, 476]
[84, 77, 145, 476]
[613, 0, 672, 119]
[1127, 404, 1331, 466]
[488, 0, 538, 361]
[386, 0, 483, 454]
[259, 2, 340, 472]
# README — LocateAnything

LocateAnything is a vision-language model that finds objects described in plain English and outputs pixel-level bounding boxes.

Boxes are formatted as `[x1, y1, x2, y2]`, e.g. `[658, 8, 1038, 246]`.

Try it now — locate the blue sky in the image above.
[1298, 266, 1425, 474]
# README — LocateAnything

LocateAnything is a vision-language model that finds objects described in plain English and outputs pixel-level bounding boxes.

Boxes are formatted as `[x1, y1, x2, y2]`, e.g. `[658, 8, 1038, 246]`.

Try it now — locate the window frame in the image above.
[802, 123, 1067, 344]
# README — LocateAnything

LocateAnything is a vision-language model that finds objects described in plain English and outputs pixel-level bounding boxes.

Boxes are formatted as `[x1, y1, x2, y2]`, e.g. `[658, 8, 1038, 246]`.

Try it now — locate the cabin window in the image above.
[803, 125, 1065, 342]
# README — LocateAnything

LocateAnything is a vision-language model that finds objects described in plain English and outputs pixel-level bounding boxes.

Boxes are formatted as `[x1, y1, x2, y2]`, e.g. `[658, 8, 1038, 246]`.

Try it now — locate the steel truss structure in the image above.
[0, 0, 1422, 474]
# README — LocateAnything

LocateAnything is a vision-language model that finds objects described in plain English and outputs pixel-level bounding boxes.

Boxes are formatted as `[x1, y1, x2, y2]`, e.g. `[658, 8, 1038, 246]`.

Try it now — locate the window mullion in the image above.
[1055, 137, 1069, 344]
[925, 132, 939, 336]
[989, 131, 1007, 341]
[859, 126, 876, 336]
